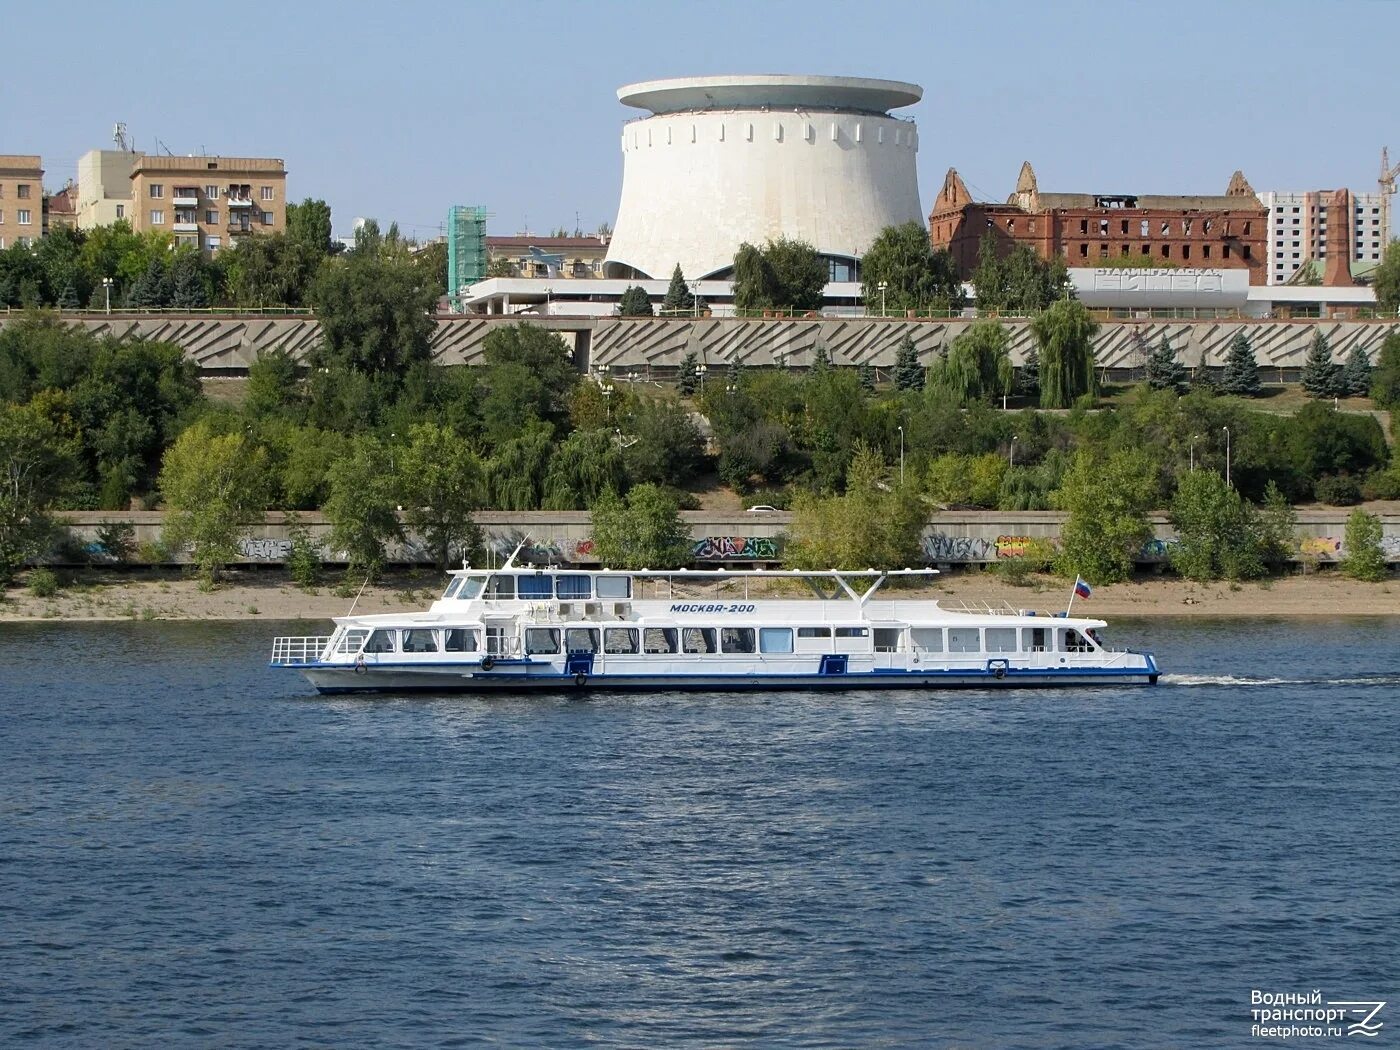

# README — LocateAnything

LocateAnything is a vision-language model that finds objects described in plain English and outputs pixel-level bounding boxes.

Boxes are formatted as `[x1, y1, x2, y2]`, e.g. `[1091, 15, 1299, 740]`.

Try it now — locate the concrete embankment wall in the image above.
[5, 313, 1398, 375]
[51, 508, 1400, 568]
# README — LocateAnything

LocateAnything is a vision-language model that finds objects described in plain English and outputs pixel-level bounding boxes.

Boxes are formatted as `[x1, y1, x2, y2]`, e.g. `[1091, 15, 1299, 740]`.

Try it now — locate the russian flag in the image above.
[1073, 577, 1092, 599]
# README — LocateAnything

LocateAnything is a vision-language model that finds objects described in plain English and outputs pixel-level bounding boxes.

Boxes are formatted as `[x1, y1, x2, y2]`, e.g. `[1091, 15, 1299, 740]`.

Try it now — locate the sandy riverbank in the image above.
[2, 568, 1399, 622]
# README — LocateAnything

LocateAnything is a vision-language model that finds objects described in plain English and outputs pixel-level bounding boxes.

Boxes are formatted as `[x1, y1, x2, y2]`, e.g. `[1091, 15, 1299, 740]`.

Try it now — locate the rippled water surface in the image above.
[2, 618, 1398, 1048]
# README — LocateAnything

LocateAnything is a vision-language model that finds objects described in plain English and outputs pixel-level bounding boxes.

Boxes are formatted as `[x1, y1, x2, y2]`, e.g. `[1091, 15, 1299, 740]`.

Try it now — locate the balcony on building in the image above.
[228, 218, 252, 234]
[173, 209, 198, 232]
[227, 184, 253, 208]
[173, 187, 200, 207]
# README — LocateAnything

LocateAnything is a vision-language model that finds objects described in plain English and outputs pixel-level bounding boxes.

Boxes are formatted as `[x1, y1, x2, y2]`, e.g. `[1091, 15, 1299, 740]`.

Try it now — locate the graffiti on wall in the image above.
[994, 535, 1034, 559]
[922, 533, 994, 563]
[239, 537, 294, 561]
[1138, 538, 1178, 562]
[692, 536, 780, 560]
[487, 530, 594, 565]
[1298, 536, 1342, 559]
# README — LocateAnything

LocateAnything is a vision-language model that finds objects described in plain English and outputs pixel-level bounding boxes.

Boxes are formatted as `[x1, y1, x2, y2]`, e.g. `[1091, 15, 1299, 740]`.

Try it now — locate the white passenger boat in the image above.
[270, 547, 1159, 694]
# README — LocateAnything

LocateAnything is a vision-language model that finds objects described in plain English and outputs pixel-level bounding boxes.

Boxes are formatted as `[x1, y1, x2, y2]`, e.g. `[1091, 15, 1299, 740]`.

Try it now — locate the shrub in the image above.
[1313, 474, 1363, 507]
[285, 513, 322, 591]
[1340, 509, 1387, 581]
[27, 567, 58, 597]
[96, 521, 137, 563]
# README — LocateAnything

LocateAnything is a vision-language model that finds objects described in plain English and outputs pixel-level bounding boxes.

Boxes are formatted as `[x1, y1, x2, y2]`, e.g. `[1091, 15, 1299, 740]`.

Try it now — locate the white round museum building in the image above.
[603, 74, 925, 282]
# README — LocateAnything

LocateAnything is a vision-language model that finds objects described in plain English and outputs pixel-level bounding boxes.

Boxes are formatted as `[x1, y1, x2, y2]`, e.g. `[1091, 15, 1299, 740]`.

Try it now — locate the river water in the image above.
[1, 618, 1397, 1048]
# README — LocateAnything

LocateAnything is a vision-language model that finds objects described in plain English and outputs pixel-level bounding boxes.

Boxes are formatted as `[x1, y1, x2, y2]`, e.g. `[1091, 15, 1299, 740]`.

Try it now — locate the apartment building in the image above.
[1259, 189, 1388, 285]
[0, 155, 44, 248]
[129, 155, 286, 252]
[77, 149, 139, 229]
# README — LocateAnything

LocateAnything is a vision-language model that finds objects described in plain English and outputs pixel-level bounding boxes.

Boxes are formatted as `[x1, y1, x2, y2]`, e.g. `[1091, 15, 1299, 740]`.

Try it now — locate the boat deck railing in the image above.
[939, 599, 1025, 617]
[270, 636, 331, 666]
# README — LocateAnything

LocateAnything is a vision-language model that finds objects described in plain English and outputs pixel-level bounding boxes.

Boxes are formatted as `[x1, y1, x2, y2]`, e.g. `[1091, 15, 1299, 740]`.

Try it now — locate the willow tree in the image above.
[929, 319, 1012, 405]
[1031, 297, 1098, 408]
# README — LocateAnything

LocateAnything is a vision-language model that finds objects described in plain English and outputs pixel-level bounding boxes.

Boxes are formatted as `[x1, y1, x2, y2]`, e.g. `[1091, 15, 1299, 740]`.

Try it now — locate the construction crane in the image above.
[1381, 146, 1400, 246]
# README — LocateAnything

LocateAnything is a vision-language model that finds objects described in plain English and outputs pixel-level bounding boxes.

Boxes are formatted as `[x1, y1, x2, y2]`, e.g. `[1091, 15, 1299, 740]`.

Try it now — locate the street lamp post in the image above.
[544, 286, 552, 313]
[696, 363, 707, 398]
[1189, 434, 1198, 471]
[602, 382, 615, 420]
[1222, 426, 1231, 487]
[897, 425, 904, 485]
[1009, 435, 1018, 469]
[878, 280, 888, 318]
[102, 276, 113, 314]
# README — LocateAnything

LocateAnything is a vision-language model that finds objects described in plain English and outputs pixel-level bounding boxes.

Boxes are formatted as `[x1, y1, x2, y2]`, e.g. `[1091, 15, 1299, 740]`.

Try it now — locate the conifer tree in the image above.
[858, 361, 875, 393]
[1145, 334, 1188, 392]
[617, 285, 653, 317]
[1017, 347, 1040, 399]
[810, 343, 830, 373]
[1190, 347, 1216, 393]
[1301, 330, 1343, 398]
[1341, 345, 1372, 398]
[661, 264, 694, 315]
[125, 257, 171, 308]
[1219, 330, 1260, 396]
[57, 278, 81, 309]
[677, 350, 698, 396]
[170, 257, 209, 309]
[894, 336, 924, 391]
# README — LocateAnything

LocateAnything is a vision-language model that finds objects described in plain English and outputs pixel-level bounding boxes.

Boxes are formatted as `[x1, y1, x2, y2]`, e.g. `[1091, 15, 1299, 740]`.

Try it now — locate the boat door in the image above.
[484, 620, 515, 657]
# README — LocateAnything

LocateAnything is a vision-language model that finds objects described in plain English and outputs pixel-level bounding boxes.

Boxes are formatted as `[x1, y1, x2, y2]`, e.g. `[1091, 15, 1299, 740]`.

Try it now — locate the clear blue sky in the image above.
[6, 0, 1397, 241]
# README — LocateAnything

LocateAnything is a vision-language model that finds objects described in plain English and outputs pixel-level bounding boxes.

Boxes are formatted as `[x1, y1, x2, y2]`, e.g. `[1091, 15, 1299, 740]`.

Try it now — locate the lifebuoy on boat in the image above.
[574, 672, 587, 687]
[994, 666, 1006, 680]
[480, 656, 495, 671]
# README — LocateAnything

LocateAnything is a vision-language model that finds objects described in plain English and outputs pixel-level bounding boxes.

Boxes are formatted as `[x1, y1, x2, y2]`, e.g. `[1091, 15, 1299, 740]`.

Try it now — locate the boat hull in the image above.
[298, 665, 1160, 695]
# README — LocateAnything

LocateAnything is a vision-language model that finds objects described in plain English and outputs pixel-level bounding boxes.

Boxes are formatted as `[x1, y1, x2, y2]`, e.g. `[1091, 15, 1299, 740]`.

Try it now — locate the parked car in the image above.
[746, 505, 779, 513]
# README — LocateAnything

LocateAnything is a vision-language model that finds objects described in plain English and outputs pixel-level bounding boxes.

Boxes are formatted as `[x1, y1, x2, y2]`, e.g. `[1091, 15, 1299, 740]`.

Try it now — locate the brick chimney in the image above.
[1323, 188, 1355, 287]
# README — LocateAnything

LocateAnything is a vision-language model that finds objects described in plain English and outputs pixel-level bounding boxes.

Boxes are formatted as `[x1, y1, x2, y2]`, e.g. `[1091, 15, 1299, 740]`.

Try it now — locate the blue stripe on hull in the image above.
[303, 667, 1158, 695]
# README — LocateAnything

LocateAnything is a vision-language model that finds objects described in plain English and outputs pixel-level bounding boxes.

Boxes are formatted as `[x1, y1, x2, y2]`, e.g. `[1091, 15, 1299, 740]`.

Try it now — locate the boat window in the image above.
[947, 627, 981, 653]
[456, 576, 485, 600]
[363, 629, 397, 654]
[518, 574, 552, 599]
[1023, 626, 1050, 652]
[682, 627, 717, 654]
[401, 629, 440, 653]
[911, 628, 943, 653]
[485, 575, 515, 600]
[835, 627, 869, 638]
[556, 574, 591, 599]
[444, 628, 479, 652]
[721, 627, 755, 654]
[1062, 629, 1094, 653]
[759, 627, 793, 653]
[565, 627, 600, 654]
[644, 628, 678, 654]
[873, 628, 902, 653]
[796, 627, 831, 638]
[525, 628, 560, 655]
[334, 629, 370, 654]
[604, 627, 639, 654]
[985, 628, 1017, 653]
[443, 578, 464, 600]
[595, 576, 631, 599]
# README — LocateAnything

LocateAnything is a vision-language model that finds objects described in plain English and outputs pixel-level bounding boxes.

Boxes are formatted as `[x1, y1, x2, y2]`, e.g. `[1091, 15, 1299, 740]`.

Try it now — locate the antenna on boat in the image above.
[346, 574, 371, 616]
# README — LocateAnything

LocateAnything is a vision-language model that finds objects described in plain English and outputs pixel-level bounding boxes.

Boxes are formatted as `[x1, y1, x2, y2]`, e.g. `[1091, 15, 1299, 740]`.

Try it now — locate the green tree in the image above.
[732, 238, 825, 312]
[1371, 333, 1400, 408]
[1300, 330, 1343, 398]
[589, 483, 692, 569]
[57, 278, 81, 309]
[1003, 243, 1069, 312]
[286, 198, 335, 256]
[1017, 347, 1040, 400]
[858, 361, 876, 393]
[618, 284, 653, 316]
[677, 350, 698, 396]
[620, 398, 705, 487]
[661, 263, 694, 314]
[324, 436, 402, 579]
[859, 221, 963, 315]
[1341, 345, 1372, 397]
[540, 429, 626, 509]
[159, 421, 270, 585]
[394, 422, 484, 570]
[1053, 448, 1158, 583]
[930, 319, 1012, 404]
[309, 252, 436, 376]
[1374, 239, 1400, 313]
[1168, 469, 1265, 581]
[1145, 334, 1188, 393]
[785, 444, 926, 569]
[1340, 508, 1387, 581]
[168, 250, 210, 308]
[1031, 298, 1098, 408]
[485, 423, 554, 510]
[125, 256, 170, 308]
[971, 231, 1008, 312]
[1257, 481, 1298, 567]
[1219, 330, 1261, 396]
[0, 403, 78, 586]
[245, 348, 304, 420]
[478, 323, 578, 440]
[894, 336, 924, 392]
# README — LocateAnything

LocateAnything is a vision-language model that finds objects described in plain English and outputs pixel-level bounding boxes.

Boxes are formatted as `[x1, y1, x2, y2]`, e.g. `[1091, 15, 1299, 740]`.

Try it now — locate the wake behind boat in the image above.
[270, 545, 1159, 694]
